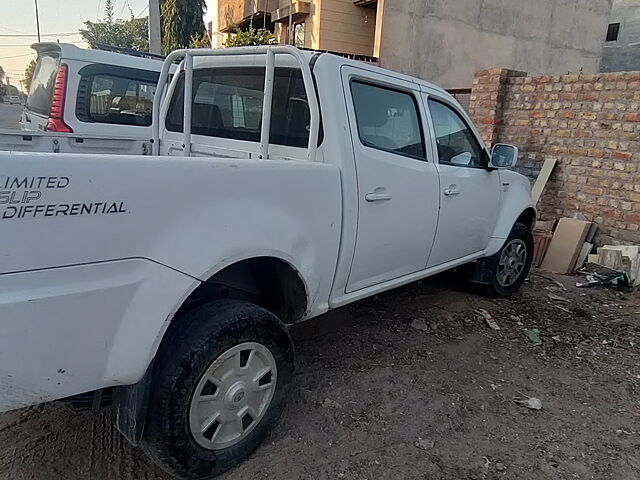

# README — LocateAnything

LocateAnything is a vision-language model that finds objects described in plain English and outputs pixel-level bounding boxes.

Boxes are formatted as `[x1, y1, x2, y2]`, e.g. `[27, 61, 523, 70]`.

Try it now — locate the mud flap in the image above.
[468, 256, 496, 284]
[113, 361, 154, 446]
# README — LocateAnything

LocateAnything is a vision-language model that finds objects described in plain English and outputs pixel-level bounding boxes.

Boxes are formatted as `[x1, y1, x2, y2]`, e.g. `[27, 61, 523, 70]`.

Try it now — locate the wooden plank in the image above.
[534, 219, 556, 232]
[533, 230, 553, 267]
[531, 158, 557, 204]
[541, 218, 591, 273]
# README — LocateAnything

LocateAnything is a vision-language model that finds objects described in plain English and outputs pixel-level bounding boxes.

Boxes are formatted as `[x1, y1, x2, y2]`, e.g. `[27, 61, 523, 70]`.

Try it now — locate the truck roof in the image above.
[189, 48, 449, 98]
[317, 52, 449, 97]
[31, 42, 165, 71]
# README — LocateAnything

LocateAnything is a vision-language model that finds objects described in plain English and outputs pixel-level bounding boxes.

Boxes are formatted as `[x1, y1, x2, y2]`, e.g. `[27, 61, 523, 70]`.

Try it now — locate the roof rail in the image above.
[93, 43, 166, 60]
[299, 47, 377, 64]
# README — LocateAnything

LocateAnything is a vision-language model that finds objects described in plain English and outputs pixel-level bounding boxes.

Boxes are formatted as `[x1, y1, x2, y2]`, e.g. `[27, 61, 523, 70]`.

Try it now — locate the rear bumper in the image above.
[0, 259, 195, 413]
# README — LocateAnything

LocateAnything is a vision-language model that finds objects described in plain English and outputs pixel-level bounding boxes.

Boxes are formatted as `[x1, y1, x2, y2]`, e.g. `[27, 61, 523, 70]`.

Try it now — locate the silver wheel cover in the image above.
[188, 342, 277, 450]
[497, 239, 527, 287]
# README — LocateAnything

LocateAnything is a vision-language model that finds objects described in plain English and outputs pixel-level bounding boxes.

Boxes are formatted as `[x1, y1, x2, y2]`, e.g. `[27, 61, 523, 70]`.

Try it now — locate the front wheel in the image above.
[477, 222, 534, 297]
[141, 299, 294, 479]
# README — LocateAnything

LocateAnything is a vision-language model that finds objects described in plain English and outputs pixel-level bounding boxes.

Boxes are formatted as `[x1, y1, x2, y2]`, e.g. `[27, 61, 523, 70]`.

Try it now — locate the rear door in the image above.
[423, 94, 501, 267]
[342, 66, 440, 293]
[22, 53, 60, 131]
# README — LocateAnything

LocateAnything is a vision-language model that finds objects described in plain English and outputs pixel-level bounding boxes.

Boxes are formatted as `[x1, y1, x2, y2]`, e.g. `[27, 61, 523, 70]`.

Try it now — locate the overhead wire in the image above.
[118, 0, 130, 18]
[0, 41, 85, 47]
[0, 53, 35, 59]
[0, 32, 81, 37]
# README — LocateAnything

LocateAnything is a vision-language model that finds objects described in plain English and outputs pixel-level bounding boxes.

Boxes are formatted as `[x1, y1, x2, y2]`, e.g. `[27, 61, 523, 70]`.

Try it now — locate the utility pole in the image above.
[263, 0, 267, 30]
[34, 0, 41, 43]
[288, 0, 293, 45]
[148, 0, 162, 55]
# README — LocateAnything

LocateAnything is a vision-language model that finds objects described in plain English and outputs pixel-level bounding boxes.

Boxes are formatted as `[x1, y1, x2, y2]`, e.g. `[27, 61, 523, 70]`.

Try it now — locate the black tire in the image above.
[479, 222, 534, 298]
[141, 299, 294, 479]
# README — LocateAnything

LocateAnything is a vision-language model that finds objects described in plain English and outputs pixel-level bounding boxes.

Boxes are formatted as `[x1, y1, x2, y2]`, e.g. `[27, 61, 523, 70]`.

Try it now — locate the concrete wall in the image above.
[376, 0, 613, 89]
[272, 0, 375, 55]
[318, 0, 376, 56]
[601, 0, 640, 72]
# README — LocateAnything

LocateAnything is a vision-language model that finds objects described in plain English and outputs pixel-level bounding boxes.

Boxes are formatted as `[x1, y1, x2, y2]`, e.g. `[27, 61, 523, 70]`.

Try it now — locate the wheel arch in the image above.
[115, 254, 309, 446]
[173, 254, 310, 325]
[515, 207, 536, 231]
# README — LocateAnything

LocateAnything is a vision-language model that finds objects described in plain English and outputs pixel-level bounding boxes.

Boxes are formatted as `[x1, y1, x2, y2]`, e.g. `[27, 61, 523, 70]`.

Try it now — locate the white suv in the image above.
[21, 43, 165, 137]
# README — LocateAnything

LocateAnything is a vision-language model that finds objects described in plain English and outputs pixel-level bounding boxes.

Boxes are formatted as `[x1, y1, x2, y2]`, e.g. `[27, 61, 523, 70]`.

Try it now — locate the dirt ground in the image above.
[1, 270, 639, 480]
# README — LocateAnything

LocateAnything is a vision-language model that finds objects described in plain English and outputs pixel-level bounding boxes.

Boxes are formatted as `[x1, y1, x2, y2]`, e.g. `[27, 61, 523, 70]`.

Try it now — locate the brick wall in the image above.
[468, 68, 640, 245]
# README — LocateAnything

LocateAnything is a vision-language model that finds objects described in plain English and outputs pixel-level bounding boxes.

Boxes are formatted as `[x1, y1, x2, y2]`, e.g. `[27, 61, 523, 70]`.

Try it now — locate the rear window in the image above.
[166, 67, 311, 148]
[74, 64, 160, 127]
[26, 54, 60, 115]
[83, 74, 157, 126]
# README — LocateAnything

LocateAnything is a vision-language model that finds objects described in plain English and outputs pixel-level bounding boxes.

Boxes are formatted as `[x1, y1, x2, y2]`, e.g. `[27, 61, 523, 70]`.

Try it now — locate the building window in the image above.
[606, 23, 620, 42]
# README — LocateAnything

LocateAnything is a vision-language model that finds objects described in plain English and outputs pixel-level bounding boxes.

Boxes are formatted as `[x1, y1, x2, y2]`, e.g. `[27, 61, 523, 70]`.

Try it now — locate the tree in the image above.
[224, 24, 274, 47]
[189, 32, 211, 49]
[80, 0, 149, 52]
[23, 60, 36, 92]
[160, 0, 207, 53]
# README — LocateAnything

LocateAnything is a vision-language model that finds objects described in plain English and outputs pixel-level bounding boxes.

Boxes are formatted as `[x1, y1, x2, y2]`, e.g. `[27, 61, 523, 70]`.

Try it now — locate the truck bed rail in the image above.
[0, 130, 150, 156]
[152, 46, 320, 163]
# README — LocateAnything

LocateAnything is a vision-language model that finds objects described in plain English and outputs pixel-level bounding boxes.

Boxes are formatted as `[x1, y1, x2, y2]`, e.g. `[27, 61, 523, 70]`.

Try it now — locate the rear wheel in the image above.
[142, 299, 294, 479]
[478, 222, 533, 297]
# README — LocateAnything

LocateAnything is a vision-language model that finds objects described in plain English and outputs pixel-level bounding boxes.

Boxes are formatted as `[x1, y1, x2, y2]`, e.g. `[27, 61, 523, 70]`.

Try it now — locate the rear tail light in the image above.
[45, 63, 73, 133]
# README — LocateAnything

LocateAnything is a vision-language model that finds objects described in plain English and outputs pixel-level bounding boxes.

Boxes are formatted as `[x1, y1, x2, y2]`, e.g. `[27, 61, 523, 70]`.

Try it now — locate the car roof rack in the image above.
[93, 43, 166, 60]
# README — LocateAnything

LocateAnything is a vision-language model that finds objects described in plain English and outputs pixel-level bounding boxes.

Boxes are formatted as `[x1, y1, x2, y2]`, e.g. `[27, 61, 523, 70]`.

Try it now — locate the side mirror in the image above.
[490, 143, 519, 169]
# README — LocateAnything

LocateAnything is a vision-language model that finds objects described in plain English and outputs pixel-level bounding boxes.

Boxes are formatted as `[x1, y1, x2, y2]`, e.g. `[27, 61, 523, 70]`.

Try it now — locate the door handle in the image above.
[365, 192, 392, 202]
[443, 188, 461, 196]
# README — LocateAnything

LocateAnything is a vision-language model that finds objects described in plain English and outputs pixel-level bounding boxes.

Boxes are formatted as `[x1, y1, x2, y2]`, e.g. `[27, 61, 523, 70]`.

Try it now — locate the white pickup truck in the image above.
[0, 46, 535, 478]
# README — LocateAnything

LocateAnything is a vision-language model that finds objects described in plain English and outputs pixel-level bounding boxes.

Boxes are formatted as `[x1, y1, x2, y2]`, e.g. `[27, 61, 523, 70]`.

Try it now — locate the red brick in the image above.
[623, 113, 640, 122]
[559, 111, 576, 119]
[612, 151, 632, 161]
[626, 213, 640, 224]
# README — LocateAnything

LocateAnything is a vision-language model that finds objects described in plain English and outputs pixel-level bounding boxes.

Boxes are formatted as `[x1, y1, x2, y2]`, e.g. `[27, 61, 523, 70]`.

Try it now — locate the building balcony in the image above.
[353, 0, 377, 7]
[270, 1, 311, 24]
[219, 0, 279, 33]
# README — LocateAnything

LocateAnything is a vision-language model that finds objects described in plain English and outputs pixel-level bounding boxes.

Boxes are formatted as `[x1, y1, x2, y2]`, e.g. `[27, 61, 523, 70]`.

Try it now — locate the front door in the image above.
[424, 96, 501, 267]
[343, 68, 440, 293]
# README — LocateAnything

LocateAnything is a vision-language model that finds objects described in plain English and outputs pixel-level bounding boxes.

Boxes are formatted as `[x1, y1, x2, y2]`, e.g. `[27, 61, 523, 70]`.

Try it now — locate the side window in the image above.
[166, 67, 313, 148]
[350, 81, 425, 159]
[428, 99, 487, 167]
[81, 74, 157, 126]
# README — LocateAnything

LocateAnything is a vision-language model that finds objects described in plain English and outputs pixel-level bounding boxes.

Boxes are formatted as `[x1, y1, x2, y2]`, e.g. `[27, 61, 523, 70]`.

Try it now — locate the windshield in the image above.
[26, 53, 60, 115]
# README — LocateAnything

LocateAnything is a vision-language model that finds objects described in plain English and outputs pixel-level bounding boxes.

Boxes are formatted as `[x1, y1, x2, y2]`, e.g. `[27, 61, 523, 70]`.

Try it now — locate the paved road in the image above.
[0, 102, 24, 130]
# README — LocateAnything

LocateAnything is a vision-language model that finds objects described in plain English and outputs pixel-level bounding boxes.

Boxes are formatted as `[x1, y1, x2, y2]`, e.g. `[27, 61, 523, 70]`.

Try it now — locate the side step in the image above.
[62, 387, 114, 412]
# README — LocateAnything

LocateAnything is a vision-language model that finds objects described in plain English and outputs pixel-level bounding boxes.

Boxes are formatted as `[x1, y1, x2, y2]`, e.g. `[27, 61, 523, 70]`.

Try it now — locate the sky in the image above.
[0, 0, 215, 91]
